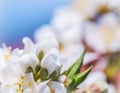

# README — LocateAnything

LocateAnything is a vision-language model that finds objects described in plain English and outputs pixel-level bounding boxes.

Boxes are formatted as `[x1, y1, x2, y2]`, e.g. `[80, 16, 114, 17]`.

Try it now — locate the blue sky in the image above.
[0, 0, 69, 48]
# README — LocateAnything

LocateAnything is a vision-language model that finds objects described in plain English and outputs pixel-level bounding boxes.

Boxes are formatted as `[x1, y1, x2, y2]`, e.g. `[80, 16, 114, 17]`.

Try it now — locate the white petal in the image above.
[83, 53, 100, 65]
[22, 73, 36, 89]
[74, 0, 106, 17]
[48, 81, 67, 93]
[60, 44, 84, 73]
[85, 24, 106, 53]
[19, 53, 39, 70]
[34, 25, 55, 43]
[0, 84, 17, 93]
[36, 81, 51, 93]
[0, 63, 22, 84]
[36, 36, 58, 55]
[60, 44, 84, 58]
[84, 71, 106, 86]
[108, 84, 117, 93]
[41, 48, 60, 74]
[85, 13, 120, 53]
[51, 7, 82, 30]
[12, 48, 23, 56]
[38, 85, 50, 93]
[107, 0, 120, 8]
[55, 25, 83, 45]
[22, 37, 34, 53]
[24, 89, 32, 93]
[58, 75, 67, 83]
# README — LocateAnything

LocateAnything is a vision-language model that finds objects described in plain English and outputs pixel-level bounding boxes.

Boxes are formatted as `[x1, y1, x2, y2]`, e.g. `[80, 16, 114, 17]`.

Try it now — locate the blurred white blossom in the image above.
[34, 6, 98, 67]
[85, 13, 120, 53]
[74, 71, 117, 93]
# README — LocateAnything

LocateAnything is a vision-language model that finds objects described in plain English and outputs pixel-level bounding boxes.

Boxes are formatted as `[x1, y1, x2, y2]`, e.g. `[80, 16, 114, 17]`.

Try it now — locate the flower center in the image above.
[15, 82, 23, 93]
[4, 47, 11, 61]
[59, 43, 64, 52]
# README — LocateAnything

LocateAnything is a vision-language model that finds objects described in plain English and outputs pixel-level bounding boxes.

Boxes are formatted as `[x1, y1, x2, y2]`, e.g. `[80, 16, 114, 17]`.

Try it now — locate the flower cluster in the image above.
[0, 36, 92, 93]
[1, 0, 120, 93]
[34, 0, 120, 92]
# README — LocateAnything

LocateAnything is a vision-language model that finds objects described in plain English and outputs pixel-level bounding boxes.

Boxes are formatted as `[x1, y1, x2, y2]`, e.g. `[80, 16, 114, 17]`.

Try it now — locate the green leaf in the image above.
[35, 64, 41, 72]
[66, 79, 75, 93]
[67, 49, 86, 78]
[102, 89, 108, 93]
[67, 66, 92, 93]
[49, 66, 61, 80]
[34, 70, 40, 82]
[34, 64, 41, 81]
[49, 71, 58, 80]
[73, 66, 92, 86]
[38, 51, 44, 62]
[65, 78, 73, 88]
[25, 66, 34, 73]
[40, 68, 48, 81]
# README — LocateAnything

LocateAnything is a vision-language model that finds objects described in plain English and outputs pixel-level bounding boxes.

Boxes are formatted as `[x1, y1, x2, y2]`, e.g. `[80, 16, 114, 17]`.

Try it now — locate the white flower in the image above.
[75, 71, 117, 93]
[34, 14, 98, 68]
[22, 37, 61, 73]
[85, 13, 120, 53]
[0, 35, 70, 93]
[74, 0, 106, 18]
[51, 6, 83, 31]
[18, 53, 39, 71]
[81, 71, 107, 86]
[0, 61, 24, 93]
[0, 72, 37, 93]
[0, 47, 34, 92]
[0, 35, 92, 93]
[34, 27, 97, 73]
[34, 25, 84, 72]
[0, 45, 12, 69]
[106, 0, 120, 8]
[51, 7, 99, 66]
[21, 37, 61, 75]
[34, 25, 56, 44]
[36, 80, 66, 93]
[74, 0, 120, 18]
[23, 36, 58, 55]
[41, 48, 61, 74]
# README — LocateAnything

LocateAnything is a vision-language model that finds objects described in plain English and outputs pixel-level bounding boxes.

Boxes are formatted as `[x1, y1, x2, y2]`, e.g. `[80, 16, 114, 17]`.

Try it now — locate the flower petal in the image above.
[36, 80, 51, 93]
[36, 36, 58, 55]
[0, 63, 22, 85]
[24, 89, 32, 93]
[51, 7, 82, 30]
[48, 81, 67, 93]
[41, 48, 60, 74]
[34, 25, 55, 43]
[19, 53, 39, 71]
[22, 73, 36, 90]
[22, 37, 34, 53]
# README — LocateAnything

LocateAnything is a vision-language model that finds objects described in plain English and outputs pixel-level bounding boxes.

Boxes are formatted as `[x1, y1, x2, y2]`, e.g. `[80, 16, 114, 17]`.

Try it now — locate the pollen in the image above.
[6, 84, 10, 87]
[50, 88, 55, 93]
[15, 82, 22, 85]
[27, 82, 32, 88]
[4, 54, 10, 61]
[4, 47, 11, 61]
[20, 76, 24, 80]
[15, 82, 23, 93]
[59, 43, 64, 52]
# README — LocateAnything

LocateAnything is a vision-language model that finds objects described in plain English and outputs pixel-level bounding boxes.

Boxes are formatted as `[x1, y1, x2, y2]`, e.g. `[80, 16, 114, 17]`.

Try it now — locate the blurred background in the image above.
[0, 0, 120, 92]
[0, 0, 69, 48]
